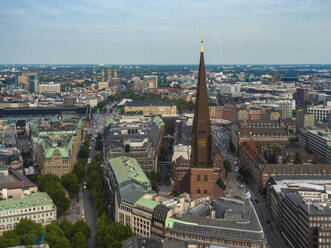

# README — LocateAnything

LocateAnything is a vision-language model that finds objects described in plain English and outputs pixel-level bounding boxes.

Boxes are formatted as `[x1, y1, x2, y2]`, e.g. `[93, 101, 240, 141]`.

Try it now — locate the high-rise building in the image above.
[189, 41, 225, 199]
[294, 88, 308, 105]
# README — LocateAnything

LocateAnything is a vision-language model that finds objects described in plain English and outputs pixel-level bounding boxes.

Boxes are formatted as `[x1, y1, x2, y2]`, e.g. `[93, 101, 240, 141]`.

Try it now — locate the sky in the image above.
[0, 0, 330, 64]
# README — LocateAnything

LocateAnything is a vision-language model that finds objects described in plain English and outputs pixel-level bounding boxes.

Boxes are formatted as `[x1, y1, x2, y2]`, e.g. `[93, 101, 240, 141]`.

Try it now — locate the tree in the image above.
[45, 221, 71, 248]
[72, 231, 88, 248]
[95, 221, 132, 248]
[95, 133, 102, 151]
[36, 174, 70, 216]
[0, 231, 20, 248]
[238, 165, 250, 182]
[216, 178, 226, 190]
[294, 152, 303, 164]
[61, 173, 80, 198]
[60, 218, 75, 241]
[72, 161, 86, 183]
[270, 143, 281, 154]
[255, 142, 262, 155]
[73, 220, 91, 240]
[223, 160, 232, 176]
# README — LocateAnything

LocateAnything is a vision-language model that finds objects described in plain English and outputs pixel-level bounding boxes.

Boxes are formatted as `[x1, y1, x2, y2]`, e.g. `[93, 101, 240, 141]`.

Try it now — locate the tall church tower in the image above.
[189, 41, 217, 199]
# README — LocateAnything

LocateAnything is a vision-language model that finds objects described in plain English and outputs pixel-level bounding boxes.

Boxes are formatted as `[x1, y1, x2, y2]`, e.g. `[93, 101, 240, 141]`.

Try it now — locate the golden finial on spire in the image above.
[200, 40, 204, 53]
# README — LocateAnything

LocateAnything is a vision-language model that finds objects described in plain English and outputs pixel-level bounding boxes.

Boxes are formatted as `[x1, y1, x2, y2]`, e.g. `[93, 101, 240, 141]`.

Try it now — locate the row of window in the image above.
[196, 174, 208, 182]
[197, 189, 208, 195]
[0, 206, 47, 216]
[0, 212, 53, 223]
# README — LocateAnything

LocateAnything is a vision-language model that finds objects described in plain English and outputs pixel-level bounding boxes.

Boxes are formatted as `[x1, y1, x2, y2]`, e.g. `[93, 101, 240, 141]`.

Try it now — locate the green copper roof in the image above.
[0, 192, 54, 211]
[135, 196, 159, 210]
[105, 116, 114, 127]
[108, 156, 151, 190]
[308, 129, 331, 144]
[152, 116, 164, 128]
[38, 135, 76, 158]
[165, 217, 198, 229]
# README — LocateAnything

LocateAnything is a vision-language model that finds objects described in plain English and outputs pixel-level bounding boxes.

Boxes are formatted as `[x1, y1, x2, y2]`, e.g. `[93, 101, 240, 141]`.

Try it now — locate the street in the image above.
[212, 125, 289, 248]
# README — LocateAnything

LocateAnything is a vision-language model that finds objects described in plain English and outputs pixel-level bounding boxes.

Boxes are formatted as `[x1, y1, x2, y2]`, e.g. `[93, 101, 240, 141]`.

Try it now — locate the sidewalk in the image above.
[64, 188, 85, 223]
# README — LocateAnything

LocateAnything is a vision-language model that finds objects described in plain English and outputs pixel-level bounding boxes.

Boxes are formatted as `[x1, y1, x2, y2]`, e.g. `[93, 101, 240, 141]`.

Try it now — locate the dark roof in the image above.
[125, 100, 175, 107]
[0, 168, 36, 190]
[152, 205, 171, 224]
[122, 236, 162, 248]
[0, 107, 89, 119]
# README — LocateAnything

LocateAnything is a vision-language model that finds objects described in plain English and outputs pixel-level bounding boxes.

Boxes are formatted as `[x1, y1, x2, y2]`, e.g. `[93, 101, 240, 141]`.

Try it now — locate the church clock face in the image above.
[198, 138, 207, 148]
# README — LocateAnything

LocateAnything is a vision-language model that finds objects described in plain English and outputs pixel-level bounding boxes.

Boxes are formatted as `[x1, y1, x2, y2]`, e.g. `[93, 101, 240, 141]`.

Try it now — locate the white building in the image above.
[38, 82, 61, 94]
[0, 192, 57, 235]
[307, 105, 331, 122]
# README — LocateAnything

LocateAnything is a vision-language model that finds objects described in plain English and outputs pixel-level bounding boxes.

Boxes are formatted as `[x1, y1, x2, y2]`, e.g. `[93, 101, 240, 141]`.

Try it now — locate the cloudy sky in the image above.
[0, 0, 330, 64]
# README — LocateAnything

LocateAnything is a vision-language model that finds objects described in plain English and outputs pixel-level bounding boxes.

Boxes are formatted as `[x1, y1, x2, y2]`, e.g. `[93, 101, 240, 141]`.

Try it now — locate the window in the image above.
[197, 189, 200, 195]
[204, 190, 208, 195]
[197, 175, 201, 182]
[204, 175, 208, 182]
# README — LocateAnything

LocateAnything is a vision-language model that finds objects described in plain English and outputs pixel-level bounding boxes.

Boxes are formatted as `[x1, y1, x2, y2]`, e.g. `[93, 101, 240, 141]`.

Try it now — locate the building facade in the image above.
[0, 192, 56, 235]
[124, 100, 177, 116]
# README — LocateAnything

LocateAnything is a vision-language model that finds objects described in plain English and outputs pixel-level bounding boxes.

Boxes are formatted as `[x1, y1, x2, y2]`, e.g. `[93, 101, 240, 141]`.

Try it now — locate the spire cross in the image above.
[201, 40, 204, 53]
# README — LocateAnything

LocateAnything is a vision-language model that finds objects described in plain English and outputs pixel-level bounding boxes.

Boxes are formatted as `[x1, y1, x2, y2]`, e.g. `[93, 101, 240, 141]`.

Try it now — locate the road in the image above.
[212, 125, 289, 248]
[83, 114, 99, 248]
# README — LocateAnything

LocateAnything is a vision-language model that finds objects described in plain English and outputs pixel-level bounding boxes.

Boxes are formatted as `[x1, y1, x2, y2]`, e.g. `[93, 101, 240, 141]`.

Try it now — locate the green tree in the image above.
[73, 220, 91, 240]
[0, 231, 20, 248]
[255, 142, 262, 155]
[45, 221, 71, 248]
[294, 152, 303, 164]
[216, 178, 226, 190]
[95, 133, 102, 151]
[36, 174, 70, 216]
[95, 221, 132, 248]
[223, 160, 232, 176]
[270, 143, 282, 154]
[61, 173, 80, 198]
[60, 218, 75, 241]
[72, 231, 88, 248]
[72, 161, 86, 183]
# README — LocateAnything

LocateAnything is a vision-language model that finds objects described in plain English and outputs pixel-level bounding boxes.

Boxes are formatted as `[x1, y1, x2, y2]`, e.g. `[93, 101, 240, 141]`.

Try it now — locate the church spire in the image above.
[191, 41, 212, 168]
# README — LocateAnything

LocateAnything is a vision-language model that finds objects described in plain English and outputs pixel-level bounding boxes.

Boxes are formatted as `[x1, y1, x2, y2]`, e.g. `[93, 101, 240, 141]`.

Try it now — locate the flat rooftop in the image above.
[0, 192, 53, 211]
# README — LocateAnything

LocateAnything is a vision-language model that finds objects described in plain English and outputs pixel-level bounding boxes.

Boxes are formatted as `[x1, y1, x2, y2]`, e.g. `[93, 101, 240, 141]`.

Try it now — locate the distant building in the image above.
[38, 82, 61, 94]
[209, 105, 238, 121]
[296, 109, 315, 133]
[103, 115, 164, 172]
[294, 88, 309, 105]
[231, 120, 291, 153]
[124, 100, 177, 117]
[98, 81, 109, 90]
[30, 116, 83, 177]
[0, 192, 56, 235]
[299, 128, 331, 163]
[101, 68, 117, 82]
[307, 105, 331, 122]
[144, 75, 158, 89]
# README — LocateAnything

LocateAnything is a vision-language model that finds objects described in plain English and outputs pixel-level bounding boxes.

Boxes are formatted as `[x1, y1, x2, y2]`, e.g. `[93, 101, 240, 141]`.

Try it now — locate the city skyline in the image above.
[1, 0, 331, 64]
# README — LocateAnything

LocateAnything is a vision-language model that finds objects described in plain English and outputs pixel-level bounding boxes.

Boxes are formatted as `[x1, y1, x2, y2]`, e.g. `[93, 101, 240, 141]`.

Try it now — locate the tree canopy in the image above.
[61, 173, 80, 198]
[36, 174, 70, 216]
[0, 218, 90, 248]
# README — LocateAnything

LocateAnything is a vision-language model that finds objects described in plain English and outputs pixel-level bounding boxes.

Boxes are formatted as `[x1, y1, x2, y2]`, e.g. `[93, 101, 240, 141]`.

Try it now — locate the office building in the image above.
[299, 128, 331, 163]
[103, 115, 164, 172]
[0, 192, 56, 235]
[104, 156, 267, 247]
[30, 116, 83, 177]
[307, 105, 331, 122]
[294, 88, 308, 105]
[144, 75, 158, 89]
[296, 109, 315, 133]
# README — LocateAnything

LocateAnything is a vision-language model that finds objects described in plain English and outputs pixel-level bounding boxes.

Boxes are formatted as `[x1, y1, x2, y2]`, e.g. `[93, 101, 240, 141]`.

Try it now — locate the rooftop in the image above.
[125, 100, 175, 107]
[165, 197, 266, 243]
[0, 192, 53, 211]
[108, 156, 151, 190]
[0, 168, 36, 190]
[307, 129, 331, 143]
